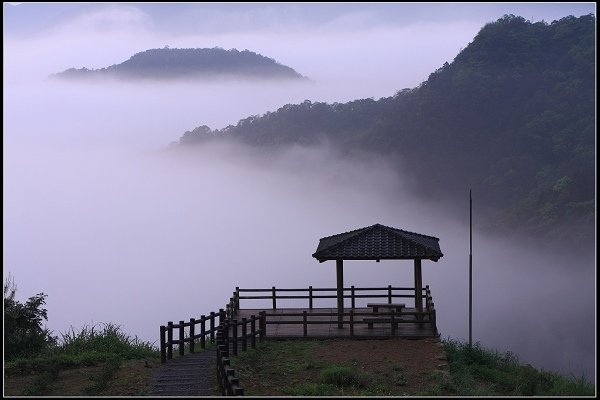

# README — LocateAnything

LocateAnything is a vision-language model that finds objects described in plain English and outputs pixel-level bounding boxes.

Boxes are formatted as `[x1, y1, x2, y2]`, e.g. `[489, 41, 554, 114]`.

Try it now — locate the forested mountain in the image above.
[52, 47, 308, 81]
[178, 14, 596, 249]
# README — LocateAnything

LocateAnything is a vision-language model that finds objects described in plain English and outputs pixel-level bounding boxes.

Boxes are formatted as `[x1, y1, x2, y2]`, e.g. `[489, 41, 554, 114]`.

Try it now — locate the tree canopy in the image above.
[178, 14, 596, 249]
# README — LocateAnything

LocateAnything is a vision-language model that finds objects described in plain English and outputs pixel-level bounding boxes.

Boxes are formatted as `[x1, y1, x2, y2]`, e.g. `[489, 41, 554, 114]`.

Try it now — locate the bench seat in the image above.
[363, 317, 404, 329]
[367, 303, 406, 313]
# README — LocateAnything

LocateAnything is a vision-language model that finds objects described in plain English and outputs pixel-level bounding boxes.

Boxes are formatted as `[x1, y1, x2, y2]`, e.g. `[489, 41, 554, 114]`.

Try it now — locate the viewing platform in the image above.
[227, 285, 439, 339]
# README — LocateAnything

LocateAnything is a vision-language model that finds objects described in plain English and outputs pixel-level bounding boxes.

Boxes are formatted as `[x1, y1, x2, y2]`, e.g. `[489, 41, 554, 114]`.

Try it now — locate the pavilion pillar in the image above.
[414, 259, 423, 313]
[336, 259, 344, 328]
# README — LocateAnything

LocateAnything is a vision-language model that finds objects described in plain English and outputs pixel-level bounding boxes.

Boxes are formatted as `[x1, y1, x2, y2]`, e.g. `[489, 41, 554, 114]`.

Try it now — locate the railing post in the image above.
[224, 321, 230, 351]
[218, 309, 225, 326]
[232, 320, 238, 356]
[303, 310, 308, 337]
[388, 284, 392, 304]
[189, 318, 195, 353]
[167, 321, 174, 360]
[210, 312, 216, 342]
[235, 287, 240, 310]
[272, 286, 277, 310]
[309, 285, 313, 309]
[259, 311, 266, 341]
[179, 320, 185, 356]
[160, 325, 166, 363]
[241, 318, 247, 352]
[351, 285, 355, 309]
[200, 315, 206, 349]
[250, 315, 256, 349]
[349, 310, 354, 337]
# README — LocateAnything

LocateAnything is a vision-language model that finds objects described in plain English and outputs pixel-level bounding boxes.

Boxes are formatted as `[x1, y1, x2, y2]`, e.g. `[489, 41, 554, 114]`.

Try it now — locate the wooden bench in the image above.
[363, 317, 403, 329]
[367, 303, 406, 313]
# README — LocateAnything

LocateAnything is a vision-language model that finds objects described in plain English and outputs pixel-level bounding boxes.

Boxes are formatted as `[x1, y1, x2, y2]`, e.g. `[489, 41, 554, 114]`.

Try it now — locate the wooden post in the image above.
[414, 259, 423, 313]
[210, 312, 216, 343]
[349, 310, 354, 337]
[309, 285, 313, 309]
[303, 310, 308, 337]
[167, 321, 173, 360]
[160, 325, 166, 363]
[388, 284, 392, 304]
[232, 320, 238, 356]
[189, 318, 195, 353]
[272, 286, 277, 310]
[259, 311, 266, 341]
[200, 315, 206, 349]
[179, 321, 185, 356]
[235, 286, 240, 310]
[250, 315, 256, 349]
[336, 259, 344, 329]
[241, 318, 247, 352]
[351, 285, 355, 309]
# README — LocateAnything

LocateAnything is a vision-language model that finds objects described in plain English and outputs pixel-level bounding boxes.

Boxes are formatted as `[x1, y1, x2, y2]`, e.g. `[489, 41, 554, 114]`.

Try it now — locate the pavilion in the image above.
[312, 223, 443, 328]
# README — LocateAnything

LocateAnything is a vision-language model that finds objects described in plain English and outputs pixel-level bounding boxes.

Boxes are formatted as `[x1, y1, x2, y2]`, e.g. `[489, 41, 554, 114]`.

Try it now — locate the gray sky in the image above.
[3, 2, 596, 380]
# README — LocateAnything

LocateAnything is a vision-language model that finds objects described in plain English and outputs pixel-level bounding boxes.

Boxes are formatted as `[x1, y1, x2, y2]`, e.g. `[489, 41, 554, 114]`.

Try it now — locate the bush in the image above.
[4, 274, 56, 360]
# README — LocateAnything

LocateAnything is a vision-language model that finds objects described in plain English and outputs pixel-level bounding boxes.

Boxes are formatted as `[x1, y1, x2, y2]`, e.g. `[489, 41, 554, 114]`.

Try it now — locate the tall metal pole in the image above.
[469, 189, 473, 347]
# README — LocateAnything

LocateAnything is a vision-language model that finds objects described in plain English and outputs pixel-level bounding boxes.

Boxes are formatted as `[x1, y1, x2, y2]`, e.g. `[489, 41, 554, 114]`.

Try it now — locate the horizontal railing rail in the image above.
[258, 309, 434, 337]
[159, 309, 226, 363]
[228, 285, 429, 314]
[160, 284, 438, 396]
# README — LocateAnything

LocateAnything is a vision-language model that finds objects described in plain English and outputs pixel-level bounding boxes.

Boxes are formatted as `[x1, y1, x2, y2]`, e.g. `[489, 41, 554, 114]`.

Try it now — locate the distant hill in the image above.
[177, 14, 596, 249]
[52, 47, 308, 81]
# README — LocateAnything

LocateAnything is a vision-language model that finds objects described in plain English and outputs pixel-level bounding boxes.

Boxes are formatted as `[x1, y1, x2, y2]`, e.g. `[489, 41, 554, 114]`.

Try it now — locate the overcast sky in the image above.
[4, 3, 597, 103]
[3, 2, 596, 381]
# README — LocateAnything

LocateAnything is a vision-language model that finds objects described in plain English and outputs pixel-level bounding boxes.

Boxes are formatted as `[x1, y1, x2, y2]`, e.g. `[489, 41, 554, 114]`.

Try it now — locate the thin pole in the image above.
[469, 189, 473, 347]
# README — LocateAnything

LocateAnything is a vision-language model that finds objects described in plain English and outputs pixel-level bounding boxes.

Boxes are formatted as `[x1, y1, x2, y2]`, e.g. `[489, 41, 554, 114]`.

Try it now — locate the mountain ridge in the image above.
[176, 14, 596, 249]
[51, 47, 309, 81]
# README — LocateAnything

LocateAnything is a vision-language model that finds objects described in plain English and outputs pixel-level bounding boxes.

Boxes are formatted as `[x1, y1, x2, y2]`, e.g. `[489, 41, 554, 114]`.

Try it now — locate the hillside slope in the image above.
[178, 14, 596, 249]
[52, 47, 308, 81]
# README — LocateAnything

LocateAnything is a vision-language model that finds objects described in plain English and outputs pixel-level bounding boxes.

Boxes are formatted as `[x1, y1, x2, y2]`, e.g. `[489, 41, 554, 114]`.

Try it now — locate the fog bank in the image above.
[4, 79, 595, 379]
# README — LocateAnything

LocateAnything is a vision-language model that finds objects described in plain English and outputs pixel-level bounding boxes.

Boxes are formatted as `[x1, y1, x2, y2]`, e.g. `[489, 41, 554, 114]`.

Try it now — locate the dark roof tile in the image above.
[312, 223, 443, 262]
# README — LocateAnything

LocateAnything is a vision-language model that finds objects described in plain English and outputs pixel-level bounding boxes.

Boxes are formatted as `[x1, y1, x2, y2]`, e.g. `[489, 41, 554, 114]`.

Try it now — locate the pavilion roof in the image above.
[312, 223, 443, 262]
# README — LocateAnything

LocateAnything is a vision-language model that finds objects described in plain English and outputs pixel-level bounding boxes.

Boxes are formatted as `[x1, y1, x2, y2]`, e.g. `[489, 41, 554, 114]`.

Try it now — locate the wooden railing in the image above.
[256, 309, 434, 336]
[227, 285, 430, 314]
[159, 309, 226, 363]
[215, 313, 267, 396]
[220, 312, 267, 356]
[216, 325, 243, 396]
[160, 308, 266, 396]
[160, 285, 437, 396]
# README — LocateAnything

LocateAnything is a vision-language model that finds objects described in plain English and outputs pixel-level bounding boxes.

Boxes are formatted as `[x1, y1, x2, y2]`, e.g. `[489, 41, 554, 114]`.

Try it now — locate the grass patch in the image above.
[440, 339, 595, 396]
[320, 365, 366, 388]
[5, 323, 160, 396]
[230, 339, 413, 396]
[229, 338, 595, 397]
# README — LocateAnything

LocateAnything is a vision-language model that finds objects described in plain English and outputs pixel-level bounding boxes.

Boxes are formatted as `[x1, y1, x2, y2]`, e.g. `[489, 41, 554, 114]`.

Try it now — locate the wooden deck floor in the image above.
[234, 308, 438, 339]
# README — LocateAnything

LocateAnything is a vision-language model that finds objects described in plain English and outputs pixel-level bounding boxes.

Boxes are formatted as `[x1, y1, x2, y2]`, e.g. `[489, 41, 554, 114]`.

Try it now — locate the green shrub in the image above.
[320, 365, 366, 388]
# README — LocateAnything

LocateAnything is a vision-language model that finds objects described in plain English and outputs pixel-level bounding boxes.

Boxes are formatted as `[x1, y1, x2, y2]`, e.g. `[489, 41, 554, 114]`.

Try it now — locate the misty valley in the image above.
[4, 4, 595, 394]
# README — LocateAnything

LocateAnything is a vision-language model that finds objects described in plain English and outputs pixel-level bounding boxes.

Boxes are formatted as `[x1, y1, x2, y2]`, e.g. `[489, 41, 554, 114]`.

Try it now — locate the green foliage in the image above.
[57, 322, 158, 360]
[320, 365, 366, 388]
[82, 355, 123, 396]
[54, 47, 307, 81]
[178, 14, 595, 249]
[3, 274, 57, 360]
[441, 339, 595, 396]
[281, 382, 338, 396]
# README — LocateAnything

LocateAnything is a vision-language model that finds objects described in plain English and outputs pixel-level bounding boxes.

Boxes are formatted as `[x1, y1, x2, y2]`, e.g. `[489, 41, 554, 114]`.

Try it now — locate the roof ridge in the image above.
[314, 224, 376, 256]
[378, 223, 440, 241]
[312, 223, 443, 262]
